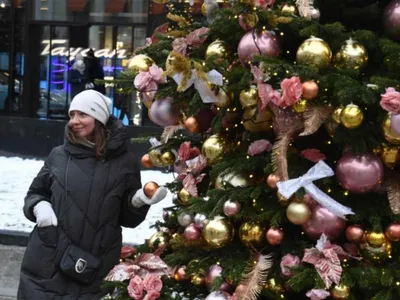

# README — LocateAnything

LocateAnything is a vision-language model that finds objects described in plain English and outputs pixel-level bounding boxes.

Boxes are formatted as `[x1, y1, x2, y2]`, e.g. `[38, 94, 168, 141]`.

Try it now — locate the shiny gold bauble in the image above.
[331, 284, 351, 300]
[141, 154, 153, 168]
[281, 4, 297, 15]
[366, 232, 387, 248]
[205, 40, 231, 61]
[203, 218, 234, 248]
[160, 151, 176, 166]
[215, 172, 251, 189]
[332, 106, 344, 124]
[340, 104, 364, 129]
[202, 134, 225, 164]
[177, 188, 191, 205]
[264, 278, 284, 294]
[382, 114, 400, 145]
[214, 86, 233, 108]
[148, 149, 169, 168]
[201, 3, 207, 16]
[302, 80, 319, 100]
[239, 222, 265, 247]
[152, 0, 169, 3]
[296, 36, 332, 69]
[360, 240, 392, 263]
[242, 107, 273, 133]
[333, 39, 368, 71]
[147, 231, 169, 251]
[293, 99, 308, 113]
[127, 54, 154, 72]
[380, 145, 400, 168]
[184, 116, 200, 133]
[286, 201, 311, 225]
[143, 181, 159, 198]
[239, 88, 259, 108]
[190, 274, 205, 286]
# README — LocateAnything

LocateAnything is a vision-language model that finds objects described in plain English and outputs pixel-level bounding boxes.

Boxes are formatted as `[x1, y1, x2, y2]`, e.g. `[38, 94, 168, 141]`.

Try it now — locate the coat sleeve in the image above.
[119, 154, 150, 228]
[23, 151, 54, 222]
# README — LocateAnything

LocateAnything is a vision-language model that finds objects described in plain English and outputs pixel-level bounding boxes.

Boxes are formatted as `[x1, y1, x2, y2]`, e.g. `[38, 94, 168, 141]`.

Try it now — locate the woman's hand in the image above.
[131, 187, 168, 208]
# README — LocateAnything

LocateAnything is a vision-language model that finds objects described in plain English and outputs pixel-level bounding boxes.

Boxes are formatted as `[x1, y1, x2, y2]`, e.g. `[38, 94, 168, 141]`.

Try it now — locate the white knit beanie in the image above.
[69, 90, 112, 125]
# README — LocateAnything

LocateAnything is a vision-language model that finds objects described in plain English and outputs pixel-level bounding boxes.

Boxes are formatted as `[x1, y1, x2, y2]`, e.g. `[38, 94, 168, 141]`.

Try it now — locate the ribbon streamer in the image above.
[277, 161, 355, 219]
[172, 69, 223, 103]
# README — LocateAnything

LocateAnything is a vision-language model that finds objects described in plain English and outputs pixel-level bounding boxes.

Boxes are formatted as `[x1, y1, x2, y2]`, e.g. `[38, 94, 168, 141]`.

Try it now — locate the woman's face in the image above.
[69, 111, 96, 139]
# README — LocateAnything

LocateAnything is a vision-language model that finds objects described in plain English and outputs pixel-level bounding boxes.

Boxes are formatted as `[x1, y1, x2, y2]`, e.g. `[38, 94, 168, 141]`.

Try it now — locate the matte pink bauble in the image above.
[385, 223, 400, 241]
[205, 264, 223, 291]
[336, 152, 384, 193]
[184, 223, 202, 241]
[345, 225, 365, 243]
[302, 205, 346, 240]
[223, 200, 241, 217]
[205, 291, 230, 300]
[383, 0, 400, 41]
[237, 30, 281, 65]
[266, 228, 284, 245]
[391, 114, 400, 135]
[149, 97, 180, 127]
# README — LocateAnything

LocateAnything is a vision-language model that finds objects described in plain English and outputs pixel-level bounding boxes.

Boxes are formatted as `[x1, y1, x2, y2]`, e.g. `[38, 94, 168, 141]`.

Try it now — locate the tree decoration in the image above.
[333, 38, 368, 71]
[296, 36, 332, 69]
[235, 252, 273, 300]
[383, 0, 400, 41]
[127, 54, 154, 72]
[239, 222, 265, 247]
[330, 284, 351, 300]
[339, 104, 364, 129]
[239, 12, 259, 31]
[203, 217, 234, 248]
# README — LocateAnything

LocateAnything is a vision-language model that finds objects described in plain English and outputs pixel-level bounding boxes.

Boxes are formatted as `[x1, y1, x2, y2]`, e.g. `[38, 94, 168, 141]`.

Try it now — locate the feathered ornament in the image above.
[296, 0, 314, 20]
[236, 252, 273, 300]
[300, 106, 333, 136]
[161, 125, 185, 143]
[387, 170, 400, 214]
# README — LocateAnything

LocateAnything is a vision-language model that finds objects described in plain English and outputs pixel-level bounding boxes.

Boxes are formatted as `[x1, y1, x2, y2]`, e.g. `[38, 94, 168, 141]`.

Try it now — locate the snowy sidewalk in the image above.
[0, 244, 23, 299]
[0, 156, 175, 245]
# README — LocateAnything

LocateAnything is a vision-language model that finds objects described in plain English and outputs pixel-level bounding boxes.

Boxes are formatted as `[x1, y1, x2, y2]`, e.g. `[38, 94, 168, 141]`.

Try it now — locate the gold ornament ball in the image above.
[203, 218, 234, 248]
[214, 86, 233, 108]
[205, 40, 231, 61]
[239, 12, 259, 30]
[332, 106, 344, 124]
[215, 172, 251, 189]
[243, 107, 273, 133]
[127, 54, 154, 72]
[201, 3, 207, 16]
[239, 88, 259, 108]
[281, 4, 297, 15]
[382, 114, 400, 145]
[333, 39, 368, 71]
[293, 99, 308, 113]
[296, 36, 332, 69]
[177, 188, 191, 205]
[190, 274, 205, 286]
[380, 146, 400, 168]
[286, 201, 311, 225]
[264, 278, 284, 294]
[302, 81, 319, 100]
[239, 222, 265, 247]
[340, 104, 364, 129]
[331, 284, 351, 300]
[202, 134, 226, 164]
[147, 231, 169, 251]
[366, 232, 387, 248]
[360, 240, 392, 263]
[148, 149, 168, 168]
[161, 151, 176, 166]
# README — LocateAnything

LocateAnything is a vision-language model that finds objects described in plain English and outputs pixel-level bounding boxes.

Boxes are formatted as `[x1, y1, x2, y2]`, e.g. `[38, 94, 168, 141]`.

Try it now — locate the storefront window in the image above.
[33, 0, 148, 24]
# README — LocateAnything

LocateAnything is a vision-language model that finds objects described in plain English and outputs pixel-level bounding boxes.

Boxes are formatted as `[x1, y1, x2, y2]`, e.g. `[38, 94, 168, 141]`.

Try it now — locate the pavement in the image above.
[0, 245, 24, 299]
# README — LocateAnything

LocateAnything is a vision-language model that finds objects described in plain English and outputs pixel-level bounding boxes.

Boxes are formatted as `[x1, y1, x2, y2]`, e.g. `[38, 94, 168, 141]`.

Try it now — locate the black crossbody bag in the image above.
[56, 156, 102, 284]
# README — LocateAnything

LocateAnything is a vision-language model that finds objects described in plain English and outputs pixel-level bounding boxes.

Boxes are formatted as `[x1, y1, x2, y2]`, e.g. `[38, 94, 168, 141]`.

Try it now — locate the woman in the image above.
[68, 53, 87, 99]
[18, 90, 167, 299]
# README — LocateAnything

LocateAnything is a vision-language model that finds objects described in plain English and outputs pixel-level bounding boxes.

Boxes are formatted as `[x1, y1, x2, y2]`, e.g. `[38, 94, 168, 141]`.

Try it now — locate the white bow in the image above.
[277, 161, 354, 219]
[172, 69, 223, 104]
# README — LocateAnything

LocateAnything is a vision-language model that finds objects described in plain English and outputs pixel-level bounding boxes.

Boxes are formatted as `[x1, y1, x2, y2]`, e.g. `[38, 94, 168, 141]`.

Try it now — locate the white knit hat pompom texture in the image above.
[69, 90, 112, 125]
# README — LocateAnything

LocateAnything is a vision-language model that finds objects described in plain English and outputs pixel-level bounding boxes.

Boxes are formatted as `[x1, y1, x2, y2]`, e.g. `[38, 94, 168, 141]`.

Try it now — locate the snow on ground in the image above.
[0, 156, 175, 245]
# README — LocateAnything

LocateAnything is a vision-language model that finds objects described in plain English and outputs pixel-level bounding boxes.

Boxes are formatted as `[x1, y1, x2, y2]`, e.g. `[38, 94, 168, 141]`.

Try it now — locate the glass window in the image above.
[0, 1, 11, 112]
[33, 0, 148, 24]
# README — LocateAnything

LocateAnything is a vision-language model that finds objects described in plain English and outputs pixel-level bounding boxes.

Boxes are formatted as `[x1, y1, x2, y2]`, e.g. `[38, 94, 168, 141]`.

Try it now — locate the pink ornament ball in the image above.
[383, 0, 400, 41]
[237, 30, 281, 65]
[149, 97, 180, 127]
[184, 223, 202, 241]
[205, 264, 223, 291]
[390, 114, 400, 135]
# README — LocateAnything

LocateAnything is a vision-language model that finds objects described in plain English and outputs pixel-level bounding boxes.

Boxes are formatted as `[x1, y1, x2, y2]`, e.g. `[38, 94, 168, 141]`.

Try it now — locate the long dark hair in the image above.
[67, 120, 107, 158]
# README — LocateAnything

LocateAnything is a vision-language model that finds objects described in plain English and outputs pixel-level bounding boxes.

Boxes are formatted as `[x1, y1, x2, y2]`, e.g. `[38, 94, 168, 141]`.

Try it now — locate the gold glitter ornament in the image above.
[296, 36, 332, 69]
[293, 99, 308, 113]
[239, 222, 265, 247]
[380, 145, 400, 168]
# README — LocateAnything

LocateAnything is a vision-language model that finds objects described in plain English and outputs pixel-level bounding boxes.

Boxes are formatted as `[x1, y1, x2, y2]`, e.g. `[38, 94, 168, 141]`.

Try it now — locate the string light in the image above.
[344, 191, 349, 196]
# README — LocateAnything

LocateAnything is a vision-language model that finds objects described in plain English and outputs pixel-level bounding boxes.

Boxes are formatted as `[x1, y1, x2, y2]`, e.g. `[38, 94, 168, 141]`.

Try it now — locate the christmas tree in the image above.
[105, 0, 400, 299]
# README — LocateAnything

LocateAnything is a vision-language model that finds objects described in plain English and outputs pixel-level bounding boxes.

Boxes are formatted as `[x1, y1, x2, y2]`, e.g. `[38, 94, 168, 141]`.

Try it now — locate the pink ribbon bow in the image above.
[302, 234, 360, 288]
[172, 27, 210, 55]
[134, 65, 166, 102]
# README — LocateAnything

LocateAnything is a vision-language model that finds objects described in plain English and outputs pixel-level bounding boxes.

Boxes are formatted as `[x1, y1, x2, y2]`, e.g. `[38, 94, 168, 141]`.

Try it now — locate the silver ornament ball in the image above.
[194, 213, 209, 229]
[178, 213, 193, 227]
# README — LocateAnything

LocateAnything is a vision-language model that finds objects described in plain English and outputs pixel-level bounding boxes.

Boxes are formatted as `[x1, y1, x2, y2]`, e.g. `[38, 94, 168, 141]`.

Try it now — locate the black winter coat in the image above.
[18, 118, 149, 300]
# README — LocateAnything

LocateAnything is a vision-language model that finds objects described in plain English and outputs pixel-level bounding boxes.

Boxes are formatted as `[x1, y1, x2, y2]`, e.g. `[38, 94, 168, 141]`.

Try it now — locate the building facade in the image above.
[0, 0, 164, 126]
